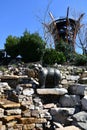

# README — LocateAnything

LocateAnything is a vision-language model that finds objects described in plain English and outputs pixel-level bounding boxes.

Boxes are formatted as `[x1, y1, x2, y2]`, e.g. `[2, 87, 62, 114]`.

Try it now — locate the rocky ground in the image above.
[0, 62, 87, 130]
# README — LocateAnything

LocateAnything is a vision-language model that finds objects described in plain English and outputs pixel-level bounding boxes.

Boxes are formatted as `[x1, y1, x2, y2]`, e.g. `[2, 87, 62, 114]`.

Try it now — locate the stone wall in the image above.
[0, 63, 87, 130]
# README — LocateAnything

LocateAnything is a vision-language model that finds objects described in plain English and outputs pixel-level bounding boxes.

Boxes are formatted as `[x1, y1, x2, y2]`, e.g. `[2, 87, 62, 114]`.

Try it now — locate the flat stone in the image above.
[17, 83, 32, 88]
[15, 95, 33, 103]
[53, 122, 64, 128]
[80, 71, 87, 78]
[18, 117, 47, 124]
[22, 109, 31, 117]
[35, 123, 43, 130]
[23, 88, 34, 96]
[68, 84, 87, 95]
[79, 77, 87, 84]
[0, 75, 28, 80]
[50, 107, 75, 124]
[0, 82, 11, 90]
[13, 124, 23, 129]
[21, 100, 33, 107]
[3, 115, 21, 122]
[6, 121, 17, 127]
[37, 88, 68, 95]
[66, 75, 80, 81]
[61, 79, 68, 85]
[43, 103, 56, 109]
[51, 107, 75, 116]
[5, 109, 21, 115]
[31, 109, 40, 118]
[56, 126, 80, 130]
[23, 124, 35, 130]
[0, 99, 20, 108]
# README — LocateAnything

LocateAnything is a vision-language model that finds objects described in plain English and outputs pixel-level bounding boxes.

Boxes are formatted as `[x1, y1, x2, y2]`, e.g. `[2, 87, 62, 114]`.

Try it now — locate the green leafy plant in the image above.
[55, 38, 74, 62]
[19, 31, 45, 62]
[43, 48, 66, 65]
[4, 35, 19, 58]
[74, 54, 87, 66]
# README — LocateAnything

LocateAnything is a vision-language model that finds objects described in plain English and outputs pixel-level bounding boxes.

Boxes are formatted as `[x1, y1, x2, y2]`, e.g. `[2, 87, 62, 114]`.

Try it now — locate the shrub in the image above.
[4, 35, 19, 58]
[55, 39, 74, 61]
[43, 48, 66, 65]
[74, 54, 87, 66]
[19, 31, 45, 62]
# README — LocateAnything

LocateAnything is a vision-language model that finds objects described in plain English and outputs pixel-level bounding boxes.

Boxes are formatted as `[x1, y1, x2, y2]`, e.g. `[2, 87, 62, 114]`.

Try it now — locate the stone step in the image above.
[23, 124, 35, 130]
[17, 83, 33, 88]
[18, 117, 47, 124]
[0, 99, 20, 109]
[56, 125, 80, 130]
[0, 75, 28, 80]
[13, 124, 23, 129]
[6, 120, 17, 128]
[5, 109, 21, 115]
[37, 88, 68, 95]
[2, 115, 21, 122]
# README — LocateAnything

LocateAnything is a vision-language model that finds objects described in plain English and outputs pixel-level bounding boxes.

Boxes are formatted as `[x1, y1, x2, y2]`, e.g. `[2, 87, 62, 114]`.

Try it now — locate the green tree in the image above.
[55, 38, 74, 61]
[19, 31, 45, 62]
[43, 48, 66, 65]
[4, 35, 19, 58]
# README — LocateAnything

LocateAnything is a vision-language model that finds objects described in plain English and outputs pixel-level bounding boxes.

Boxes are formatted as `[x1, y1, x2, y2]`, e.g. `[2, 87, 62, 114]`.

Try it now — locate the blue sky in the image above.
[0, 0, 87, 53]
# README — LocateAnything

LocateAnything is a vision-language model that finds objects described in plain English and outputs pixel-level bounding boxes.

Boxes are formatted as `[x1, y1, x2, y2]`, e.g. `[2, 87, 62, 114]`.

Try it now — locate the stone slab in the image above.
[37, 88, 68, 95]
[18, 117, 47, 124]
[23, 124, 35, 130]
[3, 115, 21, 122]
[5, 109, 21, 115]
[0, 99, 20, 108]
[56, 126, 80, 130]
[0, 75, 28, 80]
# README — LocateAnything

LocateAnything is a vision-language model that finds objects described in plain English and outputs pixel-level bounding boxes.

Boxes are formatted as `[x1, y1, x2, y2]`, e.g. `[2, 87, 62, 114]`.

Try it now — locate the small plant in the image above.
[43, 48, 66, 65]
[74, 54, 87, 66]
[0, 66, 7, 72]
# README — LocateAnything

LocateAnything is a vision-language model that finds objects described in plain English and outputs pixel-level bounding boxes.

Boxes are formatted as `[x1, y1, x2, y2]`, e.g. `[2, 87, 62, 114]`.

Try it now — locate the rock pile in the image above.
[0, 63, 87, 130]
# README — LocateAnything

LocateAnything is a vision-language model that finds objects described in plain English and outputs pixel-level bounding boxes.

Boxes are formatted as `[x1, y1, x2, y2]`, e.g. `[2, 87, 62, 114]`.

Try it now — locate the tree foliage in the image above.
[4, 35, 19, 58]
[19, 31, 45, 62]
[55, 38, 73, 61]
[43, 48, 66, 65]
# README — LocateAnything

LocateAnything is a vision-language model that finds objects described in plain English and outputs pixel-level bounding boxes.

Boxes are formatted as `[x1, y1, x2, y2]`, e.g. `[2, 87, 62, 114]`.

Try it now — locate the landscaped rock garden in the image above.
[0, 62, 87, 130]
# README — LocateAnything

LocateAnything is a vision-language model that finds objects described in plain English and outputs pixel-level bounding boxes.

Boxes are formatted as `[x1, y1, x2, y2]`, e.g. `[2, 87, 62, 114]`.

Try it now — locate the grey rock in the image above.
[61, 79, 68, 85]
[50, 107, 75, 125]
[50, 107, 75, 116]
[81, 96, 87, 110]
[5, 109, 21, 115]
[68, 84, 87, 95]
[0, 82, 11, 90]
[66, 75, 80, 81]
[23, 88, 34, 96]
[59, 94, 80, 107]
[72, 111, 87, 130]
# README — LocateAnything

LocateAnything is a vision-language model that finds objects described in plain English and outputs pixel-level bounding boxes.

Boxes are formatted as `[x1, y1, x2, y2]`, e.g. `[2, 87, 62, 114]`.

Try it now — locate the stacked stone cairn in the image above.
[0, 62, 87, 130]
